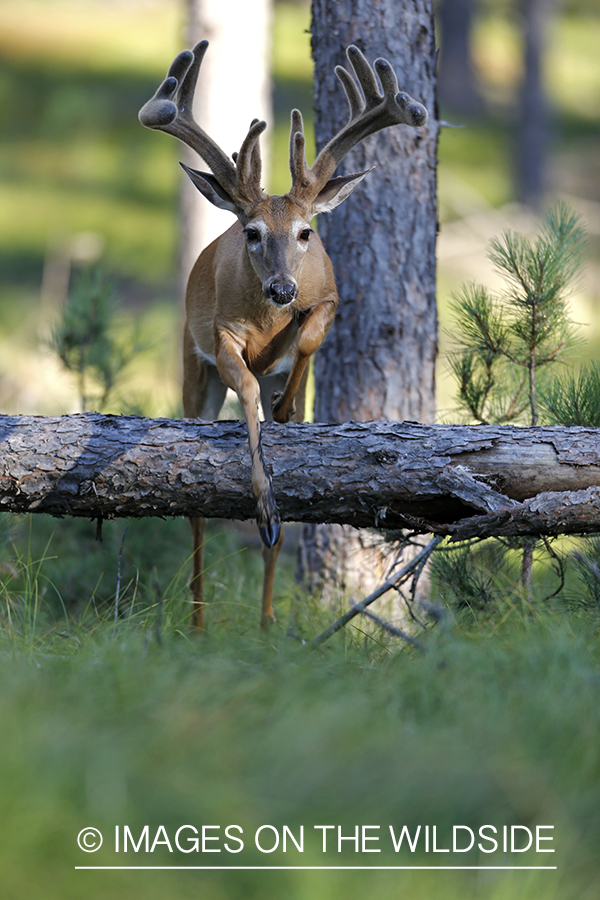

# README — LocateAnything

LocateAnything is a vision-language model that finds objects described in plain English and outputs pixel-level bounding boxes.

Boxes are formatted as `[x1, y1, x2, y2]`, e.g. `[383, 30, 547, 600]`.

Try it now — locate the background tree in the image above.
[436, 0, 482, 115]
[298, 0, 439, 602]
[435, 0, 560, 208]
[516, 0, 557, 207]
[179, 0, 273, 294]
[50, 270, 145, 413]
[449, 203, 585, 427]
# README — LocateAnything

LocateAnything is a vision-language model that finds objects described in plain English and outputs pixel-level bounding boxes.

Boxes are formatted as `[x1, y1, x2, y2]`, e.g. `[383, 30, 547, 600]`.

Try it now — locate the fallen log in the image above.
[1, 413, 600, 538]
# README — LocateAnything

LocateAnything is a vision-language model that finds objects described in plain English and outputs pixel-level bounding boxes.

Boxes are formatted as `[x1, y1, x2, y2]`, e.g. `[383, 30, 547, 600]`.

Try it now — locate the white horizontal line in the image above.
[75, 866, 558, 871]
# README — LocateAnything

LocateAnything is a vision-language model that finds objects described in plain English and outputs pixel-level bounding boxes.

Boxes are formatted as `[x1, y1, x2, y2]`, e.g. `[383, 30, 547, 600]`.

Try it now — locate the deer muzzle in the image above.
[265, 279, 298, 307]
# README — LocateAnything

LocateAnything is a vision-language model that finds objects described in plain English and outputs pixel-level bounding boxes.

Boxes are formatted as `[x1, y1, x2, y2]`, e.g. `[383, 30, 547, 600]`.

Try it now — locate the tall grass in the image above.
[0, 598, 598, 899]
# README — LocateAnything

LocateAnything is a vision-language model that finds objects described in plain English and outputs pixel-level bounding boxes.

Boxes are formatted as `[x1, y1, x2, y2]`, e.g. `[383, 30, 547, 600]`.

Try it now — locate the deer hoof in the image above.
[259, 521, 281, 548]
[271, 391, 295, 423]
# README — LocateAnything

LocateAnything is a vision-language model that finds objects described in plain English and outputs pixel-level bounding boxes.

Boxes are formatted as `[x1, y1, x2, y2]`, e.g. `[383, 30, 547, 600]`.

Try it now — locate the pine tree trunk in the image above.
[299, 0, 439, 603]
[436, 0, 482, 115]
[516, 0, 555, 208]
[4, 415, 600, 538]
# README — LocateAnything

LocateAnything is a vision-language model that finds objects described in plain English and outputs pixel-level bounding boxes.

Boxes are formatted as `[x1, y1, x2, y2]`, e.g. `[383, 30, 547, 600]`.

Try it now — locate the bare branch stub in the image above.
[360, 607, 424, 651]
[309, 535, 444, 648]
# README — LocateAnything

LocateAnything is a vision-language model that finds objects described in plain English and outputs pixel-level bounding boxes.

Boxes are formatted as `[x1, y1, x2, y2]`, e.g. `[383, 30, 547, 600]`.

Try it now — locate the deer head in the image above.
[139, 41, 427, 307]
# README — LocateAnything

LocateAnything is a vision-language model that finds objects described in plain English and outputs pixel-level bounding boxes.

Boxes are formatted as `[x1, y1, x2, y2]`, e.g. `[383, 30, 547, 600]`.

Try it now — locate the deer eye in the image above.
[298, 228, 312, 243]
[244, 227, 260, 243]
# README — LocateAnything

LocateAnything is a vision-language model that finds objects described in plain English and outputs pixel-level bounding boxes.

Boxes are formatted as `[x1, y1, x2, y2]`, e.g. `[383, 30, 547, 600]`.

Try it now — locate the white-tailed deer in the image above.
[139, 40, 427, 630]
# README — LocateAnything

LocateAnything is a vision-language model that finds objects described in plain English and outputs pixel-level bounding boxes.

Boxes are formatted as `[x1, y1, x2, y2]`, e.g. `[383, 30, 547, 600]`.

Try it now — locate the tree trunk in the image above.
[4, 415, 599, 539]
[436, 0, 482, 115]
[516, 0, 556, 208]
[310, 0, 438, 423]
[179, 0, 273, 295]
[300, 0, 438, 600]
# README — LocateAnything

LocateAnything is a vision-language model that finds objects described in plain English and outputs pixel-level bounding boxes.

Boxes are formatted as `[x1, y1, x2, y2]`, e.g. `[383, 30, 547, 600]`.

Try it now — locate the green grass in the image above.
[0, 513, 295, 632]
[0, 595, 598, 899]
[0, 511, 599, 897]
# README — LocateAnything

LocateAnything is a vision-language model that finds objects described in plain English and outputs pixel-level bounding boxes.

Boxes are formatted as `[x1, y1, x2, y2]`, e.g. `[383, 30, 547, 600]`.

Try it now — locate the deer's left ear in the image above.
[312, 167, 375, 214]
[180, 162, 239, 214]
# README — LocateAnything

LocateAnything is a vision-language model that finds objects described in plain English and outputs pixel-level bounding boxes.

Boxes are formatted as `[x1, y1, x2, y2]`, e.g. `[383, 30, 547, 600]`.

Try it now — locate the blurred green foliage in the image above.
[0, 593, 598, 899]
[0, 0, 599, 416]
[1, 0, 599, 288]
[50, 269, 149, 412]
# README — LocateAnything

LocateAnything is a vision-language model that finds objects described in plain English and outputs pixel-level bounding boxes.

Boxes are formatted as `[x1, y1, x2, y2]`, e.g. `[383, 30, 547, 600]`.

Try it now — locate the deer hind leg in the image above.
[183, 332, 228, 631]
[260, 526, 283, 628]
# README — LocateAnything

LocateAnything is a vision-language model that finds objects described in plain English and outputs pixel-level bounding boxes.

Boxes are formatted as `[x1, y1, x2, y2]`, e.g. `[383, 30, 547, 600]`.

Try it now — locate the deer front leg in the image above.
[271, 299, 336, 424]
[216, 335, 281, 549]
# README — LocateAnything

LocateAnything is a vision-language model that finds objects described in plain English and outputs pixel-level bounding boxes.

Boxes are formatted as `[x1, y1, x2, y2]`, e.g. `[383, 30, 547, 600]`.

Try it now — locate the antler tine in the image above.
[335, 66, 364, 120]
[234, 119, 268, 204]
[291, 44, 428, 204]
[344, 44, 382, 108]
[289, 109, 311, 191]
[138, 49, 195, 129]
[373, 57, 401, 104]
[177, 39, 208, 118]
[139, 41, 238, 196]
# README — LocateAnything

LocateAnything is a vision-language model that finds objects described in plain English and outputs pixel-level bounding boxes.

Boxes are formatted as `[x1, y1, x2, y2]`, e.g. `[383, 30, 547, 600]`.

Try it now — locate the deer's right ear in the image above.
[180, 162, 238, 213]
[312, 168, 375, 215]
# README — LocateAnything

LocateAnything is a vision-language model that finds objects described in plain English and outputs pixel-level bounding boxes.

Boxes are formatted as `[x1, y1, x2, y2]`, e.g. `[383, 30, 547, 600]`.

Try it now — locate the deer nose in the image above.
[267, 281, 298, 306]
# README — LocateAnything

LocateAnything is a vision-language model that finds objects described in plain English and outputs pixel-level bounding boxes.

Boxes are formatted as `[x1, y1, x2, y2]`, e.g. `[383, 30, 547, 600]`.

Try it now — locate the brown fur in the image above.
[183, 209, 337, 630]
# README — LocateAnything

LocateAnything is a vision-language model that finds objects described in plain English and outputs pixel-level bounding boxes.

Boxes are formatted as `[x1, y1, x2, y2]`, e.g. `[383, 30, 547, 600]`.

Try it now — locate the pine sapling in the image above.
[50, 269, 143, 412]
[448, 203, 585, 426]
[442, 204, 587, 611]
[539, 361, 600, 427]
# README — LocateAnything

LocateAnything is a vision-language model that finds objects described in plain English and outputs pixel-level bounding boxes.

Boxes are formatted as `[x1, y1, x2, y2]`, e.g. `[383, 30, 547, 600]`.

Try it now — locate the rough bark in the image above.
[2, 415, 600, 539]
[310, 0, 438, 422]
[302, 0, 438, 596]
